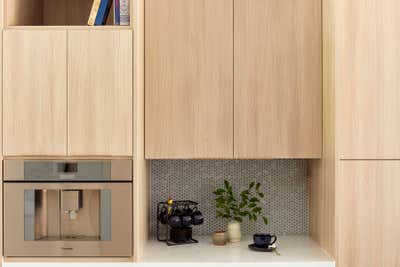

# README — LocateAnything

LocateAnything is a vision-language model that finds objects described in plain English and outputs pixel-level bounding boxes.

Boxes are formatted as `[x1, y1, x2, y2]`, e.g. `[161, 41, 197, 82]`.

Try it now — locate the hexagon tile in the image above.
[149, 160, 309, 237]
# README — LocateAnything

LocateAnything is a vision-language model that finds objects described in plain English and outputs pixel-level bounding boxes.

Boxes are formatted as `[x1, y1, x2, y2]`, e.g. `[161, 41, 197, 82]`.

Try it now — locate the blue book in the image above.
[95, 0, 112, 25]
[114, 0, 120, 25]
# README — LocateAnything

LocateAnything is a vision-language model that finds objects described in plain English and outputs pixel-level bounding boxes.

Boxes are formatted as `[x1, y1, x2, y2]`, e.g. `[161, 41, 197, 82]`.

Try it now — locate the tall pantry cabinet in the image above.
[2, 30, 132, 156]
[145, 0, 322, 159]
[336, 0, 400, 266]
[310, 0, 400, 267]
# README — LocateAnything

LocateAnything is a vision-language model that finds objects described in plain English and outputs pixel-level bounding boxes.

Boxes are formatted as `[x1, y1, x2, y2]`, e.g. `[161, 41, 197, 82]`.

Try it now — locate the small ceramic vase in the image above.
[227, 220, 241, 242]
[212, 231, 227, 246]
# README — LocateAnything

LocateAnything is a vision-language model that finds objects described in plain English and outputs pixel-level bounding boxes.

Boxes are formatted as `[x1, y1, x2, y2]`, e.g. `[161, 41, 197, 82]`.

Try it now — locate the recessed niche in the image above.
[5, 0, 124, 26]
[149, 160, 309, 237]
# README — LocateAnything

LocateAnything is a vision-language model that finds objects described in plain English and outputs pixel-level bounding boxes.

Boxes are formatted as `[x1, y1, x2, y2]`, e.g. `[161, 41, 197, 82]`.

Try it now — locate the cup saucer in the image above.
[248, 243, 276, 252]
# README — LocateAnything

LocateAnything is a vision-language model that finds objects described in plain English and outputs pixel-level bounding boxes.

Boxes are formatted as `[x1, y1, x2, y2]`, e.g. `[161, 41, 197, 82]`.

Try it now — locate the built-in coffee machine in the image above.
[3, 159, 132, 257]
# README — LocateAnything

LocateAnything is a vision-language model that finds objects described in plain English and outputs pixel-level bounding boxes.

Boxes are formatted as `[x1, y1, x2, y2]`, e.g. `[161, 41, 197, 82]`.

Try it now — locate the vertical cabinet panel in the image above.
[3, 30, 67, 156]
[338, 0, 400, 159]
[234, 0, 322, 158]
[68, 30, 133, 156]
[338, 161, 400, 267]
[145, 0, 233, 159]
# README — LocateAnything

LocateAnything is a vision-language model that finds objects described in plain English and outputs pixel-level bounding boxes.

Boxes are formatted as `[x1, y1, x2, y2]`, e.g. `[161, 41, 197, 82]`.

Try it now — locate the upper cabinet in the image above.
[145, 0, 322, 159]
[68, 30, 133, 156]
[234, 0, 322, 159]
[3, 30, 67, 156]
[145, 0, 234, 159]
[338, 0, 400, 159]
[3, 30, 133, 157]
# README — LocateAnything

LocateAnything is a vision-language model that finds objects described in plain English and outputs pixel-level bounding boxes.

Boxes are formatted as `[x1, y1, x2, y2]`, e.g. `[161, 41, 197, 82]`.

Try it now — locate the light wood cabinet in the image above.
[338, 0, 400, 159]
[68, 30, 133, 156]
[234, 0, 322, 158]
[3, 30, 67, 156]
[145, 0, 233, 158]
[338, 161, 400, 267]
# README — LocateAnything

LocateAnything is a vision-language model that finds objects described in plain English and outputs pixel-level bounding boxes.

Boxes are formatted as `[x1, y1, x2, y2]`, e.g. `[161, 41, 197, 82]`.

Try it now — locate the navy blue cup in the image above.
[253, 234, 277, 248]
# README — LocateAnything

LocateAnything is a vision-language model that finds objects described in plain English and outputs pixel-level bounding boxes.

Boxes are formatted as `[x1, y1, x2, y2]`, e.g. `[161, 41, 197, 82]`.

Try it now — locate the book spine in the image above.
[120, 0, 130, 26]
[94, 0, 107, 25]
[88, 0, 101, 26]
[95, 0, 112, 25]
[103, 0, 113, 25]
[114, 0, 120, 25]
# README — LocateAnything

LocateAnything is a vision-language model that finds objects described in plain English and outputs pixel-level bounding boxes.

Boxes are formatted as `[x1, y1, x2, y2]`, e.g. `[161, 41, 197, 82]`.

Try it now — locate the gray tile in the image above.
[149, 160, 309, 237]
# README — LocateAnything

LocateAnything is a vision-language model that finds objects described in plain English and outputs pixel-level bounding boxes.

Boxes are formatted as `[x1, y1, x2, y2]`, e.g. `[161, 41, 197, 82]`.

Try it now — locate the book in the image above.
[120, 0, 130, 26]
[114, 0, 120, 25]
[94, 0, 112, 25]
[88, 0, 101, 26]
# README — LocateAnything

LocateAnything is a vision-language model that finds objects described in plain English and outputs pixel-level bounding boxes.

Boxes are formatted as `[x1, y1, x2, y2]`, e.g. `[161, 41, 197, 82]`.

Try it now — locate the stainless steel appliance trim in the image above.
[3, 159, 132, 181]
[4, 182, 132, 257]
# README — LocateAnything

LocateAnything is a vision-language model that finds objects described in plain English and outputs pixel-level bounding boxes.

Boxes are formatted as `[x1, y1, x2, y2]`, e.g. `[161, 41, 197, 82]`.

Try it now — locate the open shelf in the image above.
[5, 0, 132, 28]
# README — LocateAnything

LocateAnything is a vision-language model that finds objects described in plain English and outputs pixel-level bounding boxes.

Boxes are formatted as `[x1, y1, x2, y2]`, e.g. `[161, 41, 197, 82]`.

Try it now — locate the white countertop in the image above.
[141, 235, 335, 266]
[3, 235, 334, 267]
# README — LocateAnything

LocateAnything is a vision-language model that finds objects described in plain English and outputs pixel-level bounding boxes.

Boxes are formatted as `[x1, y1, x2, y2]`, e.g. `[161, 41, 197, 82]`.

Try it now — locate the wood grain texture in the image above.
[338, 161, 400, 267]
[3, 30, 67, 156]
[145, 0, 233, 159]
[133, 0, 148, 261]
[234, 0, 322, 159]
[68, 30, 133, 156]
[309, 0, 336, 258]
[5, 0, 44, 26]
[337, 0, 400, 159]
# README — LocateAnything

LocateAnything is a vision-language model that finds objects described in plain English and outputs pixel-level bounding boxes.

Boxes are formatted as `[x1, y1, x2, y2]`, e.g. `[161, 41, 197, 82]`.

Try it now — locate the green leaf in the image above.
[234, 217, 243, 223]
[257, 192, 265, 198]
[214, 188, 226, 195]
[224, 180, 230, 189]
[249, 182, 255, 189]
[253, 207, 262, 213]
[256, 182, 261, 191]
[239, 211, 248, 216]
[263, 217, 269, 225]
[253, 215, 258, 221]
[250, 197, 260, 202]
[216, 196, 225, 202]
[248, 202, 257, 208]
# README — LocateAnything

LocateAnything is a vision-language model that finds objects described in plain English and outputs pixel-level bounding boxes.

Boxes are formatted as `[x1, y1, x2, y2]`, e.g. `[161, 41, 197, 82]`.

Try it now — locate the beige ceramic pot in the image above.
[212, 231, 227, 246]
[227, 220, 242, 242]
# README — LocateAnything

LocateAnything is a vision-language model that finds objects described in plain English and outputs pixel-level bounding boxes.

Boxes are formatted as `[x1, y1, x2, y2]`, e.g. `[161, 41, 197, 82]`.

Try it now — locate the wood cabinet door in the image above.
[145, 0, 233, 159]
[68, 30, 133, 156]
[234, 0, 322, 158]
[338, 161, 400, 267]
[337, 0, 400, 159]
[3, 30, 67, 156]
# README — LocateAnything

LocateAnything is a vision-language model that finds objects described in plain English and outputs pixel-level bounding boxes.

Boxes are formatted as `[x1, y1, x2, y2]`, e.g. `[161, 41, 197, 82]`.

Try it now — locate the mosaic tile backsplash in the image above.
[150, 160, 309, 237]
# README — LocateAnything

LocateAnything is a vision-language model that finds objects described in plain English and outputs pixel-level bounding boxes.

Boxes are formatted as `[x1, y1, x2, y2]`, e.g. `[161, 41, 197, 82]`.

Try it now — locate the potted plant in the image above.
[213, 180, 268, 242]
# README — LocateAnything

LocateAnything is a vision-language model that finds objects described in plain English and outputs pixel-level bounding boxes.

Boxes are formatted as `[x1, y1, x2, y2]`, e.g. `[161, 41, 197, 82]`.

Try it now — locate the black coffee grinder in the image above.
[157, 200, 204, 246]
